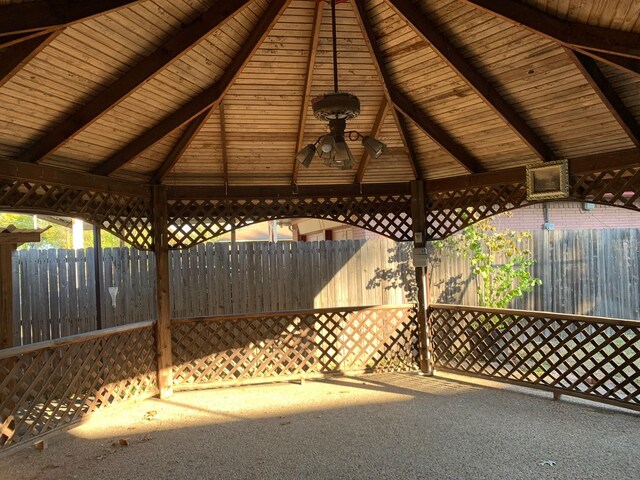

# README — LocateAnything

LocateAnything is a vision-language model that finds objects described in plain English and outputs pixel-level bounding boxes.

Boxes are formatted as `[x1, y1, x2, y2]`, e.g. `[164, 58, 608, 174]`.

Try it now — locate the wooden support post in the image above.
[411, 180, 433, 375]
[0, 244, 14, 349]
[92, 225, 103, 330]
[152, 186, 173, 398]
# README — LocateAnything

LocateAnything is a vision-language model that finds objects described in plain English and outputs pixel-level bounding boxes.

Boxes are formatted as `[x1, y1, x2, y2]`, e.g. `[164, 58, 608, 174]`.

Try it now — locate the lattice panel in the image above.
[425, 164, 640, 240]
[425, 183, 529, 240]
[571, 164, 640, 209]
[167, 195, 413, 249]
[171, 306, 419, 386]
[430, 305, 640, 410]
[0, 323, 158, 450]
[0, 178, 153, 249]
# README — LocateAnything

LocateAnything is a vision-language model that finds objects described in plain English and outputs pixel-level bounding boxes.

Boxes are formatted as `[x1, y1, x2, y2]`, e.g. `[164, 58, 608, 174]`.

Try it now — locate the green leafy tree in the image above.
[436, 218, 541, 310]
[0, 212, 124, 249]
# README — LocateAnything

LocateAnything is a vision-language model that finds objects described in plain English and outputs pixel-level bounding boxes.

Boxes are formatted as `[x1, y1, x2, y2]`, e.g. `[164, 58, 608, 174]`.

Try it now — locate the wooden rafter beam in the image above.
[460, 0, 640, 60]
[152, 108, 213, 184]
[565, 49, 640, 149]
[0, 30, 54, 49]
[292, 1, 324, 185]
[388, 0, 554, 162]
[351, 0, 481, 174]
[0, 30, 62, 89]
[0, 158, 149, 197]
[21, 0, 251, 165]
[166, 148, 640, 199]
[577, 49, 640, 78]
[354, 98, 389, 183]
[350, 0, 422, 178]
[167, 182, 412, 200]
[395, 110, 422, 180]
[92, 0, 291, 176]
[391, 89, 483, 174]
[220, 102, 229, 185]
[0, 0, 140, 36]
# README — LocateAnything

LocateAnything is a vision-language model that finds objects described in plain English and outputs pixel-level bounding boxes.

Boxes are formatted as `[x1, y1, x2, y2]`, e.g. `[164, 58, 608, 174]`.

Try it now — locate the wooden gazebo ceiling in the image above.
[0, 0, 639, 188]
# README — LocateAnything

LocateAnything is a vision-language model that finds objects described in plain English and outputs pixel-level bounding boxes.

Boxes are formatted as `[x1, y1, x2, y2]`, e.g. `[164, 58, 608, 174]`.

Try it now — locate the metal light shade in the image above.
[317, 134, 336, 159]
[330, 137, 355, 170]
[362, 136, 386, 159]
[295, 144, 316, 168]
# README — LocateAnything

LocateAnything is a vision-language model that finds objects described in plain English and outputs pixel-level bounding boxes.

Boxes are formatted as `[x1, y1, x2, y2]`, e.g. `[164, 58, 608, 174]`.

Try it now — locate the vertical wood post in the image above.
[0, 244, 14, 349]
[411, 180, 434, 375]
[152, 186, 173, 398]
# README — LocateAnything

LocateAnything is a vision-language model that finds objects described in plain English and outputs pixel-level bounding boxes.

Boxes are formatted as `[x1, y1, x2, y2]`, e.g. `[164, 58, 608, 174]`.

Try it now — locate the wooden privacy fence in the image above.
[13, 247, 156, 344]
[430, 304, 640, 411]
[429, 229, 640, 320]
[13, 239, 409, 346]
[0, 322, 158, 450]
[11, 229, 640, 348]
[172, 305, 419, 389]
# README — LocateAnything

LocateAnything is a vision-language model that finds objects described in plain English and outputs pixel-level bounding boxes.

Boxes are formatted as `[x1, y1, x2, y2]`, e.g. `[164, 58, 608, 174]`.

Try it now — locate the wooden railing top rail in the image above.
[0, 320, 156, 359]
[430, 303, 640, 328]
[172, 304, 417, 324]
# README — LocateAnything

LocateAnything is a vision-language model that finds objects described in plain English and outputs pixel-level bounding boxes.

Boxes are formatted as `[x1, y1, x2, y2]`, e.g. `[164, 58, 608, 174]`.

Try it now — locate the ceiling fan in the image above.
[295, 0, 387, 170]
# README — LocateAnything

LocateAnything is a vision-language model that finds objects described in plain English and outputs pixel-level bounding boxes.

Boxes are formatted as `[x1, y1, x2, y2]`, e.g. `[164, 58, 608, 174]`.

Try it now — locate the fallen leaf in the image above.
[143, 410, 158, 421]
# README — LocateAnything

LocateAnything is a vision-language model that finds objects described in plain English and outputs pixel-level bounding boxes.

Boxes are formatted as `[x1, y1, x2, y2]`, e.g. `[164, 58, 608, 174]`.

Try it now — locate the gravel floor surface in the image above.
[1, 372, 639, 480]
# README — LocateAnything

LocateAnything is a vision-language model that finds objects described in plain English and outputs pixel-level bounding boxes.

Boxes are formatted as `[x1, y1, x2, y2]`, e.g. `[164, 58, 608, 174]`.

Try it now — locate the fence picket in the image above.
[67, 249, 78, 336]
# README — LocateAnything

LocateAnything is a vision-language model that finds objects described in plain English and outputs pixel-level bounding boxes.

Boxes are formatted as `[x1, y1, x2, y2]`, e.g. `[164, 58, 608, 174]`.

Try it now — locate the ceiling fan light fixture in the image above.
[295, 144, 316, 168]
[317, 134, 337, 159]
[362, 136, 387, 159]
[290, 0, 385, 171]
[312, 92, 361, 121]
[332, 136, 355, 170]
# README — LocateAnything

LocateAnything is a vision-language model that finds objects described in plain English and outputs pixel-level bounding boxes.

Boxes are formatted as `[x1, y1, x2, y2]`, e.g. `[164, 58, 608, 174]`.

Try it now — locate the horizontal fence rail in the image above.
[0, 322, 158, 451]
[171, 305, 419, 388]
[430, 304, 640, 411]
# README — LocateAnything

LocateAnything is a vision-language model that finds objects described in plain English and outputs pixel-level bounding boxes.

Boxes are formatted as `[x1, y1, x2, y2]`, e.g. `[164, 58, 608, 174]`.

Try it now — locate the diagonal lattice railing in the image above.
[430, 304, 640, 411]
[171, 305, 419, 387]
[0, 322, 158, 450]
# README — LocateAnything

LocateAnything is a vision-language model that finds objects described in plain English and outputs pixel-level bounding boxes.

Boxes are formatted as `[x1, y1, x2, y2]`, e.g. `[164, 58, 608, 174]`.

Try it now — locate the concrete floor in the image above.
[2, 372, 639, 480]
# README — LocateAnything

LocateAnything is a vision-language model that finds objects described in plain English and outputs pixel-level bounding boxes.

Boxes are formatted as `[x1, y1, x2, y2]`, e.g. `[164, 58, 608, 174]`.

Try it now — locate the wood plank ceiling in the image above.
[0, 0, 638, 186]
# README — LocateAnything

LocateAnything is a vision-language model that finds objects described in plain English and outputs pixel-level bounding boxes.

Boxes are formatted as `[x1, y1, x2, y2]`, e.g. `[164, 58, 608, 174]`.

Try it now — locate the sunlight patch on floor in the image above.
[69, 373, 476, 440]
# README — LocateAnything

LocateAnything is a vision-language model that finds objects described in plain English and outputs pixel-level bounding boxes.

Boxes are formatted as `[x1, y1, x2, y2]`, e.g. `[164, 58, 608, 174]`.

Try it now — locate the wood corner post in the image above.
[152, 185, 173, 398]
[0, 243, 14, 350]
[410, 180, 434, 375]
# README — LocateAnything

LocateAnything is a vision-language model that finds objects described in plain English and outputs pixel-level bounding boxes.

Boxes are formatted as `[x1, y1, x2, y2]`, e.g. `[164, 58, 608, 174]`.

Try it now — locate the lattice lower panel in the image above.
[0, 178, 153, 249]
[171, 306, 419, 386]
[0, 323, 158, 450]
[167, 194, 413, 249]
[430, 305, 640, 410]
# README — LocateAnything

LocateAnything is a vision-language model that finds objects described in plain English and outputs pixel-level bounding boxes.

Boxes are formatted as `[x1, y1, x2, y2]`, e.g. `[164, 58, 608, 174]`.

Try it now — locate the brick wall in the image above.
[491, 202, 640, 230]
